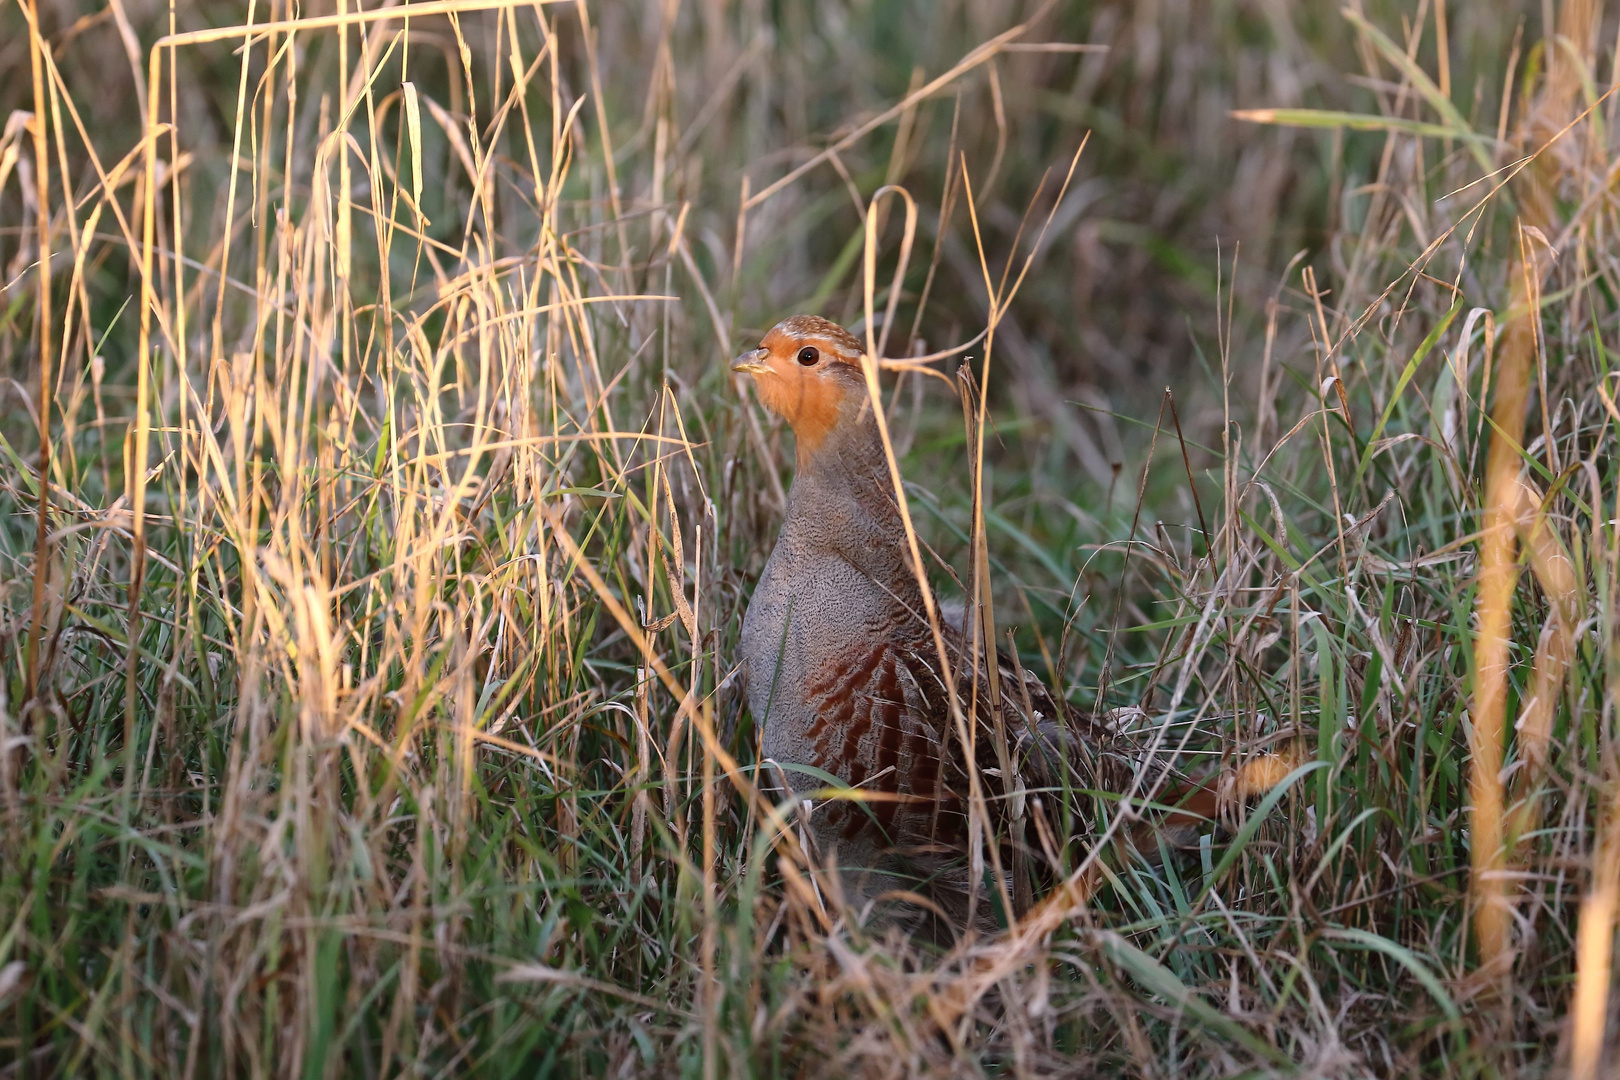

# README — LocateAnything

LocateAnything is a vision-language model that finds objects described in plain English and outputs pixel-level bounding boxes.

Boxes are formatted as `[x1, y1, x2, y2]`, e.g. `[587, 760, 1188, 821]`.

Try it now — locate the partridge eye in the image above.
[796, 346, 820, 366]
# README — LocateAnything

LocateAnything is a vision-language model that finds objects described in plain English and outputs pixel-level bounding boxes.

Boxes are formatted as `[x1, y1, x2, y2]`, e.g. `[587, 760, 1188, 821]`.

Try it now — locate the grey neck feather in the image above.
[778, 407, 924, 618]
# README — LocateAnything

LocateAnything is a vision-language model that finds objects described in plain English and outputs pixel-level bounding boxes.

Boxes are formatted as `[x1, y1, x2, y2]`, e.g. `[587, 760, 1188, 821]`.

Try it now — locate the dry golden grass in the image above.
[2, 0, 1620, 1076]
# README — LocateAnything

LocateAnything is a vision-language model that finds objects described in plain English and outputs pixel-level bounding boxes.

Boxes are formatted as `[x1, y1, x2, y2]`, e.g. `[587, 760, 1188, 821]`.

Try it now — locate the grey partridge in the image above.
[733, 315, 1252, 933]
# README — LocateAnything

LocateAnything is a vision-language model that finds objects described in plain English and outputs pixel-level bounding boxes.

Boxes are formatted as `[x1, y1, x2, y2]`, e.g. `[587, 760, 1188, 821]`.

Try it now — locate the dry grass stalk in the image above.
[1462, 0, 1607, 1005]
[1572, 582, 1620, 1071]
[1466, 227, 1547, 975]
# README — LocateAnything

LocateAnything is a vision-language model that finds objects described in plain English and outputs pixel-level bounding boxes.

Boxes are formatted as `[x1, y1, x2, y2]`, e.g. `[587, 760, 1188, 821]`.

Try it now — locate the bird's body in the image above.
[734, 316, 1145, 930]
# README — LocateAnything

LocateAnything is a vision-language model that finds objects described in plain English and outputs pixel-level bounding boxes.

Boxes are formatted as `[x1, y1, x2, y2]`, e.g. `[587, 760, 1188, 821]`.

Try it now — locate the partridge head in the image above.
[731, 314, 875, 465]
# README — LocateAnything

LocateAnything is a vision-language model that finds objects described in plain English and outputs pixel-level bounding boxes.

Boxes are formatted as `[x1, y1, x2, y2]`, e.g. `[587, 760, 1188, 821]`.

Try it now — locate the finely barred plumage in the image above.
[732, 315, 1209, 934]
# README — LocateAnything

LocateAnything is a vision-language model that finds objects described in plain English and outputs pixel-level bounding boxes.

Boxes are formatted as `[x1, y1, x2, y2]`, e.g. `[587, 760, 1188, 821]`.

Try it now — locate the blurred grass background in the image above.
[0, 0, 1617, 1075]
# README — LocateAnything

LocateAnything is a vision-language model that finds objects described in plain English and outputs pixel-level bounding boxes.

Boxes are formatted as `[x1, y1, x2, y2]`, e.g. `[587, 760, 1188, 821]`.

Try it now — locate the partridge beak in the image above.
[731, 349, 771, 376]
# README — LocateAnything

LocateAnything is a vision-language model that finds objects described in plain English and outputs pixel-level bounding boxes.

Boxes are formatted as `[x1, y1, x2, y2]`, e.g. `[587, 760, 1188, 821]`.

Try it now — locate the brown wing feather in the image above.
[801, 636, 967, 848]
[798, 625, 1141, 865]
[791, 622, 1293, 934]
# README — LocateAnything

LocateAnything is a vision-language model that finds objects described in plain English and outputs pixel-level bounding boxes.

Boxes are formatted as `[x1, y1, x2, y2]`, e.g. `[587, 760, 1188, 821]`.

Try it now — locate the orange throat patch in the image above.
[755, 368, 844, 457]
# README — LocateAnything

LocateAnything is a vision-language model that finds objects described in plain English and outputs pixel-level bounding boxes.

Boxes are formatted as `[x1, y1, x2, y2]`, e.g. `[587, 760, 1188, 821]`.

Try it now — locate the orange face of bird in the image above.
[731, 315, 869, 455]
